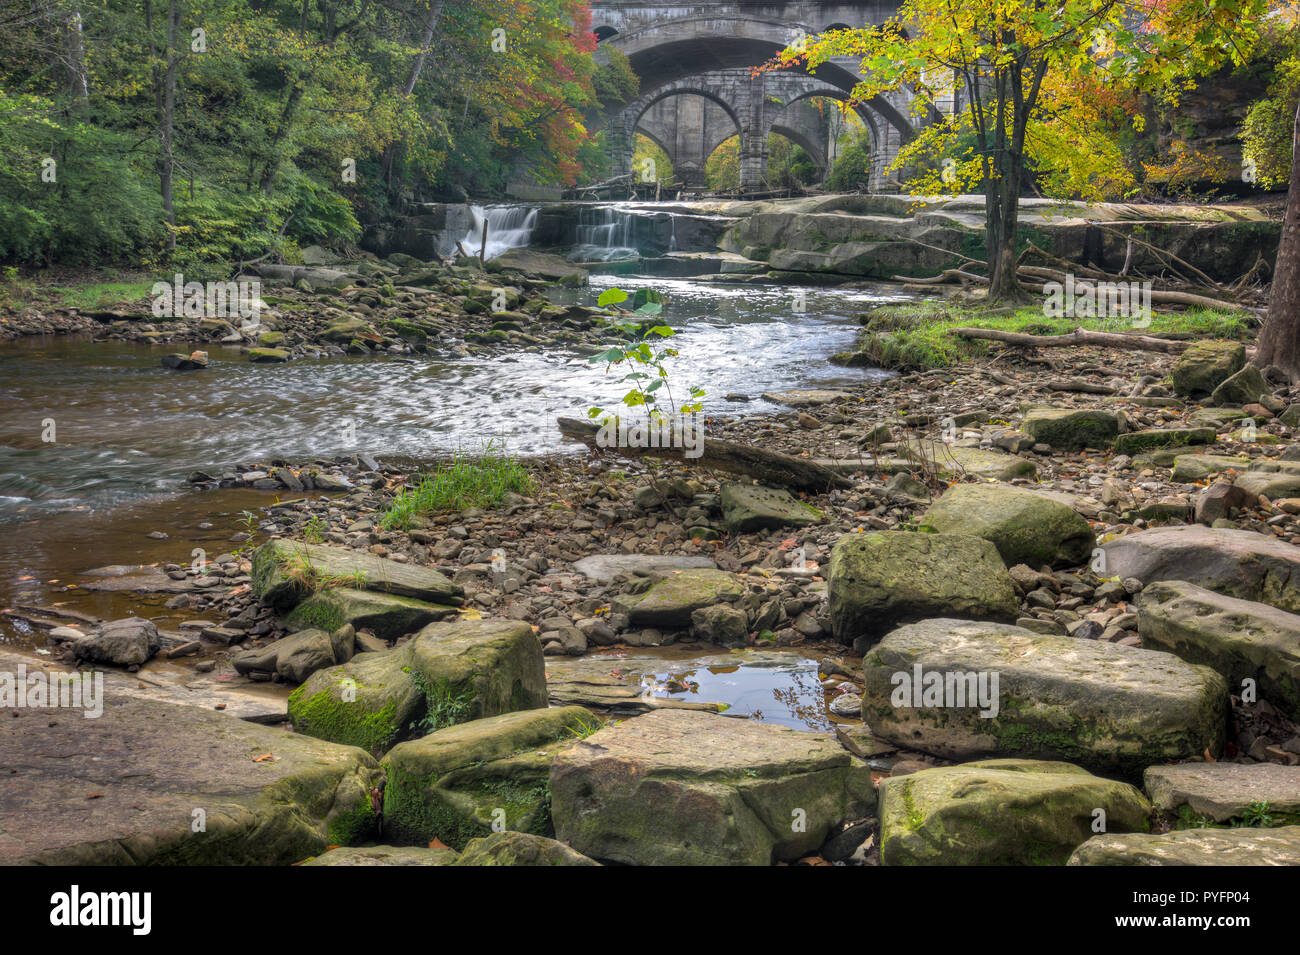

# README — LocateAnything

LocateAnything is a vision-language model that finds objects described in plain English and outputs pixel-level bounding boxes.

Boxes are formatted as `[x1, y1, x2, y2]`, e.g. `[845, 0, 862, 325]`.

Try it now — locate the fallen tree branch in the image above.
[556, 417, 850, 491]
[948, 326, 1190, 353]
[1085, 221, 1224, 290]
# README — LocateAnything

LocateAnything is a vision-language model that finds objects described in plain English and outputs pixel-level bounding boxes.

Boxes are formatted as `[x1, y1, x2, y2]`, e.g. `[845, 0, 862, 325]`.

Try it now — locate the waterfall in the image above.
[461, 204, 538, 259]
[571, 205, 641, 261]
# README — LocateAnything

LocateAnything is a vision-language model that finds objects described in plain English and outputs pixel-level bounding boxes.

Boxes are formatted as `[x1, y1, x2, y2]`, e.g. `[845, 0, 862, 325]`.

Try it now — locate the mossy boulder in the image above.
[321, 316, 371, 342]
[1170, 340, 1246, 398]
[1233, 469, 1300, 501]
[1144, 763, 1300, 826]
[1113, 427, 1215, 455]
[1069, 826, 1300, 865]
[285, 587, 457, 641]
[454, 831, 600, 866]
[1210, 362, 1270, 406]
[1100, 526, 1300, 614]
[248, 347, 289, 363]
[720, 481, 824, 533]
[1020, 407, 1120, 450]
[861, 618, 1228, 777]
[288, 619, 546, 757]
[549, 709, 875, 865]
[0, 696, 381, 864]
[827, 531, 1018, 647]
[921, 483, 1095, 567]
[609, 568, 746, 628]
[878, 759, 1152, 865]
[288, 648, 426, 757]
[1171, 453, 1251, 482]
[1136, 580, 1300, 719]
[382, 706, 596, 848]
[251, 539, 463, 612]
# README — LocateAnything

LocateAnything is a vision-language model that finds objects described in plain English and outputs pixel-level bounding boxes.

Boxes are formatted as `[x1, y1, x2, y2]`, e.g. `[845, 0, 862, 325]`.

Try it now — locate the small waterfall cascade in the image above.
[461, 204, 538, 259]
[571, 205, 642, 261]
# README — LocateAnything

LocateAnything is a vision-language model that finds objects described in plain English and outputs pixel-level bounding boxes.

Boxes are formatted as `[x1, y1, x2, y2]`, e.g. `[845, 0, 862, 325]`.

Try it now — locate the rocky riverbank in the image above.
[6, 304, 1300, 866]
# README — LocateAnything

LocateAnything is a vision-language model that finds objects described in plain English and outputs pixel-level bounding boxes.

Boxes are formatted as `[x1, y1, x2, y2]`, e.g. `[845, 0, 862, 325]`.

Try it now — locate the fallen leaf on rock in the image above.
[253, 753, 275, 762]
[428, 838, 451, 851]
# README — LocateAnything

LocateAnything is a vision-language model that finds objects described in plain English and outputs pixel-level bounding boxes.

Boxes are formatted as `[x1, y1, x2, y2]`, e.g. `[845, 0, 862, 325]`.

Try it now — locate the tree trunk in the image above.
[381, 1, 447, 183]
[1255, 99, 1300, 378]
[158, 0, 179, 252]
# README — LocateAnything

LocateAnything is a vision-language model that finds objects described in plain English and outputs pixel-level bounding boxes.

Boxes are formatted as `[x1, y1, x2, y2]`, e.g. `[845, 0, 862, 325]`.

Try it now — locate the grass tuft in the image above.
[380, 445, 533, 530]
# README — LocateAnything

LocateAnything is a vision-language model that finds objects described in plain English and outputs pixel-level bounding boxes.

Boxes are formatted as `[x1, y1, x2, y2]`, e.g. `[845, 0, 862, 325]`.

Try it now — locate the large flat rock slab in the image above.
[571, 554, 716, 583]
[550, 709, 875, 865]
[609, 568, 745, 629]
[1069, 826, 1300, 865]
[0, 695, 380, 864]
[1136, 580, 1300, 719]
[252, 539, 463, 611]
[828, 531, 1018, 648]
[1101, 526, 1300, 614]
[1144, 763, 1300, 825]
[861, 619, 1228, 776]
[878, 759, 1151, 865]
[302, 845, 458, 866]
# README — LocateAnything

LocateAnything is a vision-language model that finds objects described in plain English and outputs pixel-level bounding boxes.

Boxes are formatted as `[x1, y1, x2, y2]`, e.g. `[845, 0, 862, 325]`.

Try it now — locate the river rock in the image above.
[877, 759, 1152, 865]
[321, 316, 371, 342]
[302, 845, 458, 866]
[0, 696, 380, 864]
[70, 617, 161, 667]
[921, 483, 1095, 567]
[252, 539, 463, 611]
[1210, 362, 1271, 406]
[1021, 407, 1120, 450]
[1100, 526, 1300, 614]
[288, 619, 546, 756]
[232, 626, 355, 684]
[571, 553, 716, 583]
[382, 706, 596, 848]
[486, 248, 587, 285]
[1233, 469, 1300, 500]
[549, 709, 875, 865]
[898, 439, 1037, 481]
[1113, 426, 1215, 455]
[1136, 580, 1300, 718]
[1069, 826, 1300, 865]
[610, 568, 746, 628]
[285, 587, 457, 641]
[720, 481, 823, 532]
[1170, 340, 1245, 398]
[828, 531, 1018, 648]
[690, 604, 750, 646]
[454, 831, 600, 866]
[1144, 763, 1300, 825]
[248, 347, 289, 363]
[860, 618, 1228, 776]
[1171, 453, 1251, 482]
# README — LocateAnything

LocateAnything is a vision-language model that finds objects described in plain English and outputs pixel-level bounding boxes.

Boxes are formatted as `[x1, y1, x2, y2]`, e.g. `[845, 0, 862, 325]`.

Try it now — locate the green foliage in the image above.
[592, 48, 639, 109]
[632, 134, 673, 186]
[1241, 22, 1300, 189]
[380, 445, 534, 530]
[586, 287, 705, 422]
[825, 132, 876, 192]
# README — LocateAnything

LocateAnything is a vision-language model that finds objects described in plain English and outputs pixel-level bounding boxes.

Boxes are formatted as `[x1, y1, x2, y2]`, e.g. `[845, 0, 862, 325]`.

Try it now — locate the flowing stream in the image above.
[1, 231, 902, 724]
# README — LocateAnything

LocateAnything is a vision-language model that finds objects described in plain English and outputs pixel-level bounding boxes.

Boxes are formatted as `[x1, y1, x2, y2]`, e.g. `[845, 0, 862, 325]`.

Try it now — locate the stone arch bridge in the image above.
[592, 1, 930, 191]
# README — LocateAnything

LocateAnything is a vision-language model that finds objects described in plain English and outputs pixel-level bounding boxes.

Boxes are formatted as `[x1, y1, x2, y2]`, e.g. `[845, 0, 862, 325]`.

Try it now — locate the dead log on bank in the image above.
[557, 417, 850, 492]
[948, 326, 1191, 353]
